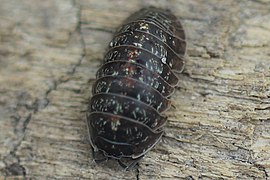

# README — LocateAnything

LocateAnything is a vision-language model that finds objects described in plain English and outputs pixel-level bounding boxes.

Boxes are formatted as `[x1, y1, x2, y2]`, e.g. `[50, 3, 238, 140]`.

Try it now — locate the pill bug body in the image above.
[87, 7, 186, 169]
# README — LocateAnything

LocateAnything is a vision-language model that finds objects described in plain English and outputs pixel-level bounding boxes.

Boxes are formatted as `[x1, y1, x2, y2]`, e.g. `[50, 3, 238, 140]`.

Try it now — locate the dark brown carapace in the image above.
[86, 7, 186, 170]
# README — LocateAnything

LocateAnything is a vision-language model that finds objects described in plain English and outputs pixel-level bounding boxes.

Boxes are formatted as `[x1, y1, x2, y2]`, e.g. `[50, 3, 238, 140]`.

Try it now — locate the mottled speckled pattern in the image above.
[89, 93, 167, 129]
[104, 46, 180, 85]
[87, 6, 186, 169]
[97, 60, 174, 96]
[92, 75, 171, 112]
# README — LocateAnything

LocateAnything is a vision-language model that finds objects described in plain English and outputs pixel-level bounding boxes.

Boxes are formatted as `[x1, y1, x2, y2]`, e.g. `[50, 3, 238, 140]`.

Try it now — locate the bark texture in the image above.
[0, 0, 269, 179]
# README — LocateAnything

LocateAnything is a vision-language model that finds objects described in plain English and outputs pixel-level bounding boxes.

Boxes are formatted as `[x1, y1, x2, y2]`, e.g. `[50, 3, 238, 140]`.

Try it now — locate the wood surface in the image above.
[0, 0, 269, 179]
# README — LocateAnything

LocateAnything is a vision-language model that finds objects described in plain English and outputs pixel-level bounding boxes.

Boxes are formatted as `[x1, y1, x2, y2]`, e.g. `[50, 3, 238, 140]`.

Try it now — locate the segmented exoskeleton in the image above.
[87, 7, 186, 169]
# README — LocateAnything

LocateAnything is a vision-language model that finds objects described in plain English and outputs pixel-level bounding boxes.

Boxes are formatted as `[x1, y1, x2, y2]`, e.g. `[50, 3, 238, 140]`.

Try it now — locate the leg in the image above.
[117, 156, 144, 171]
[91, 147, 109, 163]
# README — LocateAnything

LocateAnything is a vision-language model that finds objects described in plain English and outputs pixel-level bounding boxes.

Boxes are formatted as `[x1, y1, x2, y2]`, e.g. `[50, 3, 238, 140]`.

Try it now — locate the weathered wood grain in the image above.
[0, 0, 269, 179]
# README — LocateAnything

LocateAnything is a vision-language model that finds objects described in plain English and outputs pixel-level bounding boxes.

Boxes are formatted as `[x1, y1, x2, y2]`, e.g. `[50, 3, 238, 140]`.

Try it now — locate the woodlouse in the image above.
[87, 7, 186, 169]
